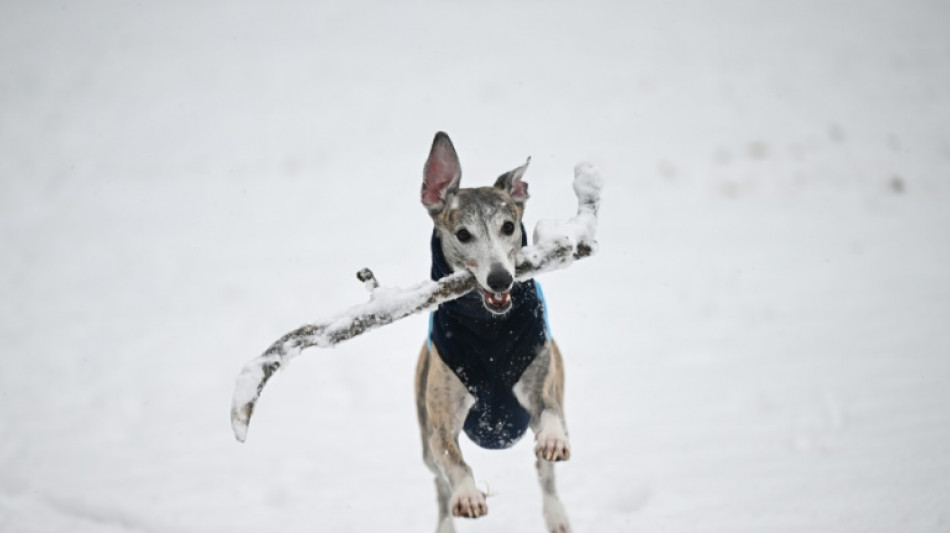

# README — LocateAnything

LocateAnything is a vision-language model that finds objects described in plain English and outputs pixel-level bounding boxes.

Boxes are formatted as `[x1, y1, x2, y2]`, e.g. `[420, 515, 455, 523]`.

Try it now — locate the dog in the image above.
[414, 132, 572, 533]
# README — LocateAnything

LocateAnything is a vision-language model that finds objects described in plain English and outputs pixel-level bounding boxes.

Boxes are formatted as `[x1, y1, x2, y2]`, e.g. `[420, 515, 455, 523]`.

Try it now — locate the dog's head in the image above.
[421, 131, 530, 315]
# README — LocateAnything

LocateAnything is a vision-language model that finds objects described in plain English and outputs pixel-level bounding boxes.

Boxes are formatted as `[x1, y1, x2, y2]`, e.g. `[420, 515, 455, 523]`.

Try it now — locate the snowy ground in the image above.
[2, 1, 949, 531]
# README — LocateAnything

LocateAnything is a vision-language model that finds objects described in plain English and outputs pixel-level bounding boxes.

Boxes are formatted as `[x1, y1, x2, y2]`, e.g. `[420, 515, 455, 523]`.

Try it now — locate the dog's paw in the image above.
[450, 486, 488, 519]
[536, 431, 571, 462]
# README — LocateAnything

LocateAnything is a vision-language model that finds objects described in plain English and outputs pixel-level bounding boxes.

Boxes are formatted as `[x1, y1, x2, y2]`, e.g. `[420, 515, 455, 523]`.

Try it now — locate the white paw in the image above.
[543, 495, 572, 533]
[536, 430, 571, 462]
[450, 485, 488, 519]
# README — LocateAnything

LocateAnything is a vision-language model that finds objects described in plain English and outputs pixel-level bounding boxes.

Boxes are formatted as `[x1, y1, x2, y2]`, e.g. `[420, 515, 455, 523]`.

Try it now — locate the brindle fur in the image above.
[416, 132, 572, 533]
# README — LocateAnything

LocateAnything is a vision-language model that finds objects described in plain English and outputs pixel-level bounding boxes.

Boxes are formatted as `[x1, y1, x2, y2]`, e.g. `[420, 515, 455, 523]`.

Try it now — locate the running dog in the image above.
[414, 132, 572, 533]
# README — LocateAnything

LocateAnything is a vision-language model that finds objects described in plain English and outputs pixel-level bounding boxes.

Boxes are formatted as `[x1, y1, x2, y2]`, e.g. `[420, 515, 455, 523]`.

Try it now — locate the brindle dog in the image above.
[414, 132, 572, 533]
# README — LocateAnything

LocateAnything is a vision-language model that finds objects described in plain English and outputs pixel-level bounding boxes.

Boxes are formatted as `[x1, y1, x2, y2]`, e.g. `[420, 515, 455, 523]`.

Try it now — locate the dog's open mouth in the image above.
[479, 289, 512, 314]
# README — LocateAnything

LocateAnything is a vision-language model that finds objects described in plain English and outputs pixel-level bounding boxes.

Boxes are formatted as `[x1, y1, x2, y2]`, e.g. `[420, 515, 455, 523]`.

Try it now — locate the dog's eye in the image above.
[502, 221, 515, 236]
[456, 228, 472, 243]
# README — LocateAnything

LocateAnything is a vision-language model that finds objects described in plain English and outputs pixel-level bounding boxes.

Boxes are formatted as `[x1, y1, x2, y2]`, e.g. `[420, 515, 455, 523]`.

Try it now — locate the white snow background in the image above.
[2, 1, 949, 531]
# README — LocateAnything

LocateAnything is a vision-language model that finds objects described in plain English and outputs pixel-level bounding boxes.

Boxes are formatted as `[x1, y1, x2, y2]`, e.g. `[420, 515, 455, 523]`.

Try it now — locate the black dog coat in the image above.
[428, 229, 550, 449]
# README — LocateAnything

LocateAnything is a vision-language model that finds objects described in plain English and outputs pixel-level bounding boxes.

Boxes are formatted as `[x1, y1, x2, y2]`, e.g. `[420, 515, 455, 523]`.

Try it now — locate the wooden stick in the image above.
[231, 163, 602, 442]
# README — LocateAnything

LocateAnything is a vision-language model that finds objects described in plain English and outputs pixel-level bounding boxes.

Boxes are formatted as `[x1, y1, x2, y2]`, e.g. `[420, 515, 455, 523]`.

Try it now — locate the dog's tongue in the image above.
[487, 291, 510, 307]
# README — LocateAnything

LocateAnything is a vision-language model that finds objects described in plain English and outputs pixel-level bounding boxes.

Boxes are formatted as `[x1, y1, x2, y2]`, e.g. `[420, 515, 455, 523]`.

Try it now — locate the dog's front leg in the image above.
[425, 347, 487, 521]
[517, 341, 571, 462]
[516, 341, 573, 532]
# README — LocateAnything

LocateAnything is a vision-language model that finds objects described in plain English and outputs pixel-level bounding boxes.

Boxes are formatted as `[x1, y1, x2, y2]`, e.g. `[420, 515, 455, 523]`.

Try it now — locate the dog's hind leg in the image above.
[515, 341, 572, 532]
[433, 477, 455, 533]
[537, 459, 571, 533]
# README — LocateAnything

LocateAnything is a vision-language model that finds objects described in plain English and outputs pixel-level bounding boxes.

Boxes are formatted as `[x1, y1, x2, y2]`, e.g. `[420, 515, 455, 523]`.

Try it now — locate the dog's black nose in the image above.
[487, 267, 513, 292]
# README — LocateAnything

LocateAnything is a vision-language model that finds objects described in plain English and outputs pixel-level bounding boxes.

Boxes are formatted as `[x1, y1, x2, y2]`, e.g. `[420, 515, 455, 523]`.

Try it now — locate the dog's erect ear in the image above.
[494, 156, 531, 204]
[422, 132, 462, 215]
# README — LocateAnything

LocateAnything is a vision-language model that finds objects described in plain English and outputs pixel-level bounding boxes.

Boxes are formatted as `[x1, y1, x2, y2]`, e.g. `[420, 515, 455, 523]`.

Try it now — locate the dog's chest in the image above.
[429, 298, 548, 449]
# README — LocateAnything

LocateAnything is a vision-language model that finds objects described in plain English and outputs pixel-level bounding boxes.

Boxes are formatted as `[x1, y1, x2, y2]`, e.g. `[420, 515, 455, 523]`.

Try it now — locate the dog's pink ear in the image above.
[422, 132, 461, 214]
[494, 157, 531, 204]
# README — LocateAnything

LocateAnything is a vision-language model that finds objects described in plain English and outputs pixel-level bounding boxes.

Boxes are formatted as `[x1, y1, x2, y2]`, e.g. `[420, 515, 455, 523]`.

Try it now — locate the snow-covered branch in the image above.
[231, 163, 603, 442]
